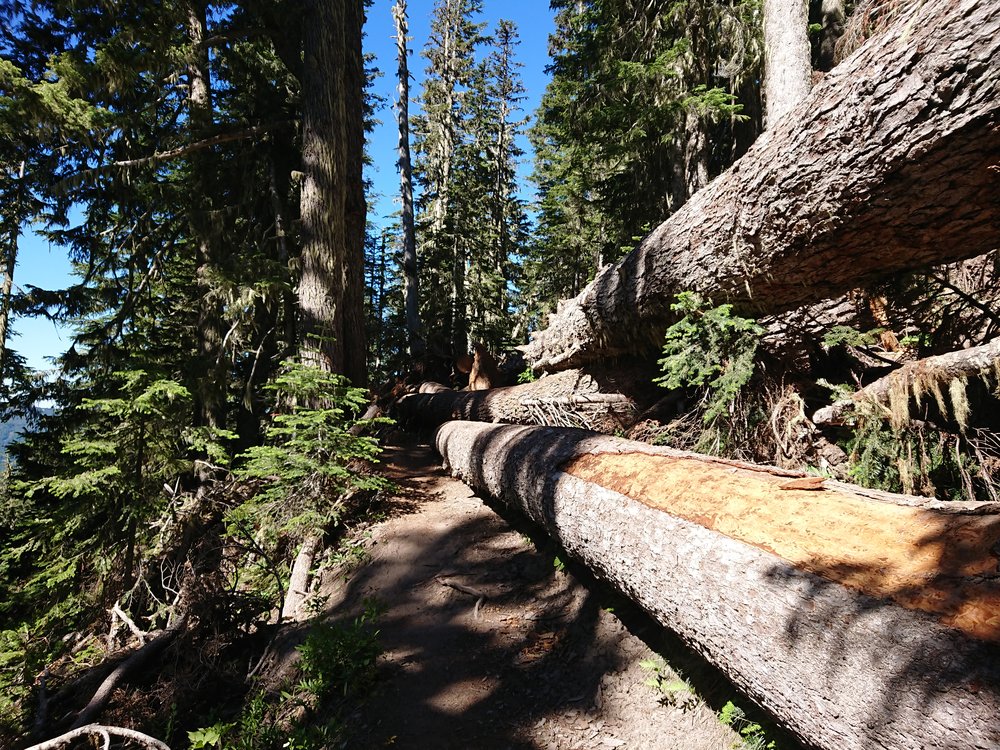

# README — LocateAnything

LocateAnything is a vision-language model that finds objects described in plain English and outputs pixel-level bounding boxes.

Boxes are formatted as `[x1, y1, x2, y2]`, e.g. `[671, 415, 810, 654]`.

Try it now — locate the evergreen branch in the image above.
[109, 125, 275, 168]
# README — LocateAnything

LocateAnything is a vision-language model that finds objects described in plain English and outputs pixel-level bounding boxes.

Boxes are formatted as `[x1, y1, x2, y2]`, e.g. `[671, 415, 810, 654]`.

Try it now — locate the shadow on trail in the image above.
[322, 440, 608, 748]
[318, 434, 804, 750]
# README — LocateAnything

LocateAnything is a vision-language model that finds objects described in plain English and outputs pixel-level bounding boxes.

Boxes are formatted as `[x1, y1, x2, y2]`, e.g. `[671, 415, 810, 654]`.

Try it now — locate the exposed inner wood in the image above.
[564, 452, 1000, 641]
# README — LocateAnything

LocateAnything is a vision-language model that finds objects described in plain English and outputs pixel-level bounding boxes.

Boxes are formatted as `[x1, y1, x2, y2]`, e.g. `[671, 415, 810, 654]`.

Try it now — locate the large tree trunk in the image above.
[0, 160, 24, 368]
[522, 0, 1000, 374]
[435, 420, 1000, 750]
[298, 0, 367, 385]
[187, 1, 228, 430]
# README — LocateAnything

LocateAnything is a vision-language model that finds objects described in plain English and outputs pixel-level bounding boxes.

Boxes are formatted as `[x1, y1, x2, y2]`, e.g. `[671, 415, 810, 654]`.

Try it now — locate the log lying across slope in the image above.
[523, 0, 1000, 373]
[436, 420, 1000, 750]
[392, 366, 659, 431]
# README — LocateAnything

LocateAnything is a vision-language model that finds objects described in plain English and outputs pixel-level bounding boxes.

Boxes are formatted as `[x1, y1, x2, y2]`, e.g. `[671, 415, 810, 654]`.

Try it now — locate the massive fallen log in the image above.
[522, 0, 1000, 373]
[435, 420, 1000, 750]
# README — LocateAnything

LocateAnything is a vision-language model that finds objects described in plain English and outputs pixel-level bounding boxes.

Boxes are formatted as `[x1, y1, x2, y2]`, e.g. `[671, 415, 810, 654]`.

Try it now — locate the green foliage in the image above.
[295, 599, 382, 701]
[640, 658, 696, 711]
[822, 325, 883, 349]
[656, 292, 763, 424]
[553, 556, 566, 574]
[233, 361, 388, 539]
[517, 367, 537, 384]
[682, 85, 747, 121]
[189, 601, 382, 750]
[844, 417, 986, 501]
[188, 722, 236, 750]
[718, 701, 777, 750]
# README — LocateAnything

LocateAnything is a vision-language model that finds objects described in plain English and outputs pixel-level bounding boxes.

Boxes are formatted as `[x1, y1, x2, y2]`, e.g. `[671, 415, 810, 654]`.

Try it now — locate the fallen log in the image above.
[435, 420, 1000, 750]
[393, 366, 658, 432]
[814, 336, 1000, 427]
[522, 0, 1000, 374]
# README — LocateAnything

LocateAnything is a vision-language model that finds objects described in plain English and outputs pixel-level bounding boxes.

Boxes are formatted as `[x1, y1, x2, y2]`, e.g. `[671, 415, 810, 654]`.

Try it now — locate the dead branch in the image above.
[110, 603, 147, 645]
[70, 616, 186, 730]
[814, 337, 1000, 426]
[435, 576, 488, 599]
[26, 724, 170, 750]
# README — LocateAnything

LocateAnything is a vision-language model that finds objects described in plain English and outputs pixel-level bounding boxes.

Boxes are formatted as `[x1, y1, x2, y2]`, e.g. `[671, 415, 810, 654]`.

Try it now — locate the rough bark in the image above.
[341, 0, 368, 387]
[186, 1, 227, 430]
[814, 336, 1000, 426]
[393, 0, 422, 357]
[298, 0, 367, 386]
[522, 0, 1000, 374]
[764, 0, 812, 126]
[435, 420, 1000, 750]
[393, 366, 656, 432]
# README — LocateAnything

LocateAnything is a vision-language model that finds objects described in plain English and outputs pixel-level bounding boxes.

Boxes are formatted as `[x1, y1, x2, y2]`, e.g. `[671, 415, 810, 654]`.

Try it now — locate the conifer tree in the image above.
[413, 0, 484, 360]
[523, 0, 763, 326]
[393, 0, 422, 358]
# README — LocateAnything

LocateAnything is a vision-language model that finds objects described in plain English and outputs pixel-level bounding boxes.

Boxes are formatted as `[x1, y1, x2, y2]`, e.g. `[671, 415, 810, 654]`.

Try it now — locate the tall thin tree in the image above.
[763, 0, 812, 126]
[393, 0, 422, 357]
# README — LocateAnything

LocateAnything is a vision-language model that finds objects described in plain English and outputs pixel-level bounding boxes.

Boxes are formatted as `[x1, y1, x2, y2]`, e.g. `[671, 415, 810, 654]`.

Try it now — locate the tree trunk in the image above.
[815, 0, 846, 72]
[298, 0, 367, 385]
[522, 0, 1000, 374]
[393, 366, 656, 431]
[393, 0, 422, 358]
[763, 0, 812, 127]
[187, 1, 227, 430]
[435, 420, 1000, 750]
[341, 0, 367, 388]
[0, 160, 24, 368]
[282, 533, 321, 620]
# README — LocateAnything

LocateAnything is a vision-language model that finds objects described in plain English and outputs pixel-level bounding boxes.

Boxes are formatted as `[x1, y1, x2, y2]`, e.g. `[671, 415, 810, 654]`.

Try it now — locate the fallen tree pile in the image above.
[436, 420, 1000, 750]
[393, 365, 660, 432]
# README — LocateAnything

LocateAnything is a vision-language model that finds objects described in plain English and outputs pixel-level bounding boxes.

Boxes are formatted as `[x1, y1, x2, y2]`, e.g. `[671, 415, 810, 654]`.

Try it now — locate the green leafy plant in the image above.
[192, 601, 381, 750]
[718, 700, 778, 750]
[553, 556, 566, 574]
[188, 722, 236, 749]
[517, 367, 537, 384]
[656, 292, 763, 424]
[640, 658, 696, 711]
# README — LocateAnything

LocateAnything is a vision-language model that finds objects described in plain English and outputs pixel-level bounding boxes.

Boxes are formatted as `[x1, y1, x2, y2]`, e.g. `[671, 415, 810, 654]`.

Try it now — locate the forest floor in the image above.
[311, 432, 791, 750]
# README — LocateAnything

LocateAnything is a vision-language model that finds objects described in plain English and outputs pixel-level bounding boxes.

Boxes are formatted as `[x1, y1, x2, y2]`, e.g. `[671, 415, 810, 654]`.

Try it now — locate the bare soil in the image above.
[315, 433, 761, 750]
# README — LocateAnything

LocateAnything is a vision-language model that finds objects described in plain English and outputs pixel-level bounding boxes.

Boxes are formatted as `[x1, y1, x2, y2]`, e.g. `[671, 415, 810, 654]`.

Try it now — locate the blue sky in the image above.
[10, 0, 555, 372]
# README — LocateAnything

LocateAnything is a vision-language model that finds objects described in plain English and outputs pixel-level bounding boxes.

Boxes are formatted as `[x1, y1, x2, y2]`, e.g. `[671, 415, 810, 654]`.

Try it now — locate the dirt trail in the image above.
[320, 434, 745, 750]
